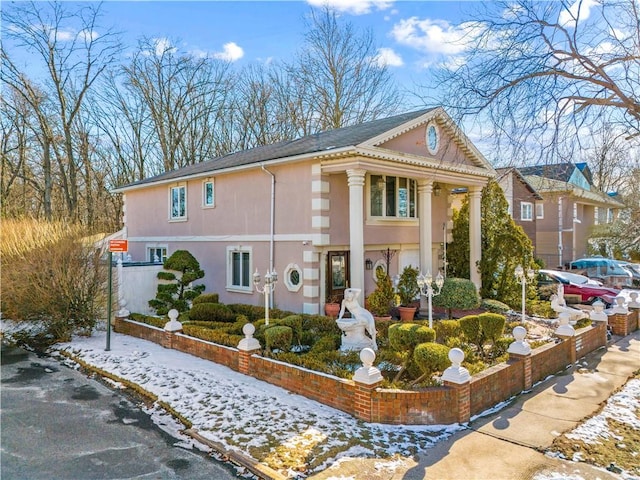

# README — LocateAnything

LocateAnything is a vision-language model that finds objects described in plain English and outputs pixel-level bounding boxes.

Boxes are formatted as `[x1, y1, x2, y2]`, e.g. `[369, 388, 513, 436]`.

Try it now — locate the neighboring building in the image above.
[496, 167, 543, 251]
[114, 108, 495, 315]
[518, 162, 625, 269]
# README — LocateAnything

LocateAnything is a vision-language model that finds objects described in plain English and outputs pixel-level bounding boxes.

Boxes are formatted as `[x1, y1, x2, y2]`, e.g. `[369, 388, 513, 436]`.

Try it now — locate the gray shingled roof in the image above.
[119, 108, 435, 190]
[518, 162, 577, 182]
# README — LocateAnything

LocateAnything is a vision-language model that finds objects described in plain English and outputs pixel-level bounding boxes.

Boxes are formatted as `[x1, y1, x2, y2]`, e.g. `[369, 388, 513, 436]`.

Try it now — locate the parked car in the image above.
[569, 257, 633, 288]
[537, 269, 620, 306]
[618, 262, 640, 288]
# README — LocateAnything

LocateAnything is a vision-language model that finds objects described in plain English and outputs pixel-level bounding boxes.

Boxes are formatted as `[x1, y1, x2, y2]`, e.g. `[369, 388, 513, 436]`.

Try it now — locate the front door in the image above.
[327, 251, 350, 303]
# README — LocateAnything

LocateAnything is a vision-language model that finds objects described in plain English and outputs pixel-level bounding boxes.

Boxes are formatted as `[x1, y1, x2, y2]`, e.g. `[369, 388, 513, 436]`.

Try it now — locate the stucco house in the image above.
[496, 167, 543, 252]
[114, 108, 495, 314]
[515, 162, 625, 269]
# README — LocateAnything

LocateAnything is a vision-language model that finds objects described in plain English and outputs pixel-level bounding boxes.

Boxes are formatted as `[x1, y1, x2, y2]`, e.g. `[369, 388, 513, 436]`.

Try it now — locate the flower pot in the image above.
[398, 306, 416, 322]
[324, 302, 340, 318]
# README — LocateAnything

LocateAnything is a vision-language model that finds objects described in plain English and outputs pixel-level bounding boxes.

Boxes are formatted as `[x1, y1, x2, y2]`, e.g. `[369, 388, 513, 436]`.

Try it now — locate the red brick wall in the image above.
[113, 317, 620, 426]
[370, 387, 459, 424]
[470, 361, 523, 416]
[247, 355, 355, 413]
[609, 311, 639, 336]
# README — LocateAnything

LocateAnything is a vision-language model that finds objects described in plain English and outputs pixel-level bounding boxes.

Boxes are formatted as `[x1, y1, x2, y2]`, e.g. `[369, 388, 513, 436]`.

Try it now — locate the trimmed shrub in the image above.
[432, 277, 480, 318]
[265, 325, 293, 353]
[181, 325, 242, 346]
[458, 315, 483, 347]
[149, 250, 205, 315]
[434, 320, 461, 343]
[388, 323, 436, 351]
[492, 336, 513, 359]
[481, 299, 511, 314]
[189, 303, 236, 322]
[367, 268, 395, 316]
[413, 342, 450, 377]
[479, 312, 506, 344]
[575, 317, 592, 329]
[193, 293, 219, 305]
[529, 299, 555, 319]
[278, 315, 304, 345]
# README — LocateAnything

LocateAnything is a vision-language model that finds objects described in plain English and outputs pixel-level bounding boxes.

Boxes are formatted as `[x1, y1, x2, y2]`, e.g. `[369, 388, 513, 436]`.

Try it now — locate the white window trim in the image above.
[521, 202, 533, 221]
[283, 263, 303, 292]
[367, 174, 419, 221]
[226, 245, 253, 293]
[203, 179, 215, 208]
[535, 203, 544, 219]
[371, 259, 387, 281]
[594, 207, 599, 225]
[169, 185, 187, 221]
[146, 244, 168, 263]
[426, 121, 440, 155]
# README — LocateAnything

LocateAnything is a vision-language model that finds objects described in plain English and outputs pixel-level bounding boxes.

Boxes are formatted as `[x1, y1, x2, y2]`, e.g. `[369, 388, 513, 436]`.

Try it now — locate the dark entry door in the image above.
[327, 251, 350, 303]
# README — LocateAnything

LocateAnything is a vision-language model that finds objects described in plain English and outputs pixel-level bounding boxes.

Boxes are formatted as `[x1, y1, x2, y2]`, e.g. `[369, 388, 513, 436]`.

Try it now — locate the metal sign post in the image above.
[107, 240, 128, 351]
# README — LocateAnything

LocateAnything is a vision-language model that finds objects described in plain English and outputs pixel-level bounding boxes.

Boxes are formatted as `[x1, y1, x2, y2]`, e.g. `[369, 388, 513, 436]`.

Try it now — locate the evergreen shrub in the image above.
[479, 312, 506, 343]
[193, 293, 219, 305]
[413, 342, 450, 376]
[435, 320, 461, 343]
[481, 299, 511, 314]
[265, 325, 293, 353]
[189, 303, 235, 322]
[432, 278, 480, 318]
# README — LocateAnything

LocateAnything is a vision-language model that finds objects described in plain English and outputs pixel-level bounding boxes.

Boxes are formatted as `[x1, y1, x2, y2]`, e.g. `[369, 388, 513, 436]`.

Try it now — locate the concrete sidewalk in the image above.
[309, 330, 640, 480]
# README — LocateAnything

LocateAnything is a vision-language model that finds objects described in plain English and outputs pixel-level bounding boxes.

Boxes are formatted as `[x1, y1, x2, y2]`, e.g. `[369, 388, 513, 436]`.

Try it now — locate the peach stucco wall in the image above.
[379, 123, 474, 167]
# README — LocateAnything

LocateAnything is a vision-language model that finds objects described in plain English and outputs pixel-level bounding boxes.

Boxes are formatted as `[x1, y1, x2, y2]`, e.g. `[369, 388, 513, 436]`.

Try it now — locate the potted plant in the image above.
[324, 295, 341, 318]
[396, 265, 420, 321]
[366, 268, 395, 319]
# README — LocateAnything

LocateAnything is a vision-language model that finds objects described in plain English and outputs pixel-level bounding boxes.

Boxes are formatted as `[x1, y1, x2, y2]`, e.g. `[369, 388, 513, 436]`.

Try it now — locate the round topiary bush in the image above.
[388, 323, 436, 351]
[265, 325, 293, 353]
[481, 299, 511, 314]
[189, 302, 235, 322]
[432, 277, 480, 318]
[413, 342, 450, 378]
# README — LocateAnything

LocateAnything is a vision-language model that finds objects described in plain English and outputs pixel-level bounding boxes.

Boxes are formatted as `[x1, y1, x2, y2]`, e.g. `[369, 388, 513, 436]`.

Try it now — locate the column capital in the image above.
[417, 179, 434, 194]
[346, 168, 366, 187]
[468, 185, 482, 197]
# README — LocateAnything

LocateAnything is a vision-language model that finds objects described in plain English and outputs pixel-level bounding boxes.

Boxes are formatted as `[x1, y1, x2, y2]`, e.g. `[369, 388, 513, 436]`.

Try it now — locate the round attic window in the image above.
[426, 123, 439, 155]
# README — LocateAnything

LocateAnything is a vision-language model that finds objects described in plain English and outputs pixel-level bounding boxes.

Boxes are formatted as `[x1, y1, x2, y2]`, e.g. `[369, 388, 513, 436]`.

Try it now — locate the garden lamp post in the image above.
[417, 270, 444, 329]
[253, 268, 277, 326]
[514, 265, 536, 322]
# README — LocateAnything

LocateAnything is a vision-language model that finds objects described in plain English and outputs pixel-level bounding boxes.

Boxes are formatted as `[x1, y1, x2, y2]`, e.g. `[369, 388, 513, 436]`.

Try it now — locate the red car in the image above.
[538, 269, 620, 306]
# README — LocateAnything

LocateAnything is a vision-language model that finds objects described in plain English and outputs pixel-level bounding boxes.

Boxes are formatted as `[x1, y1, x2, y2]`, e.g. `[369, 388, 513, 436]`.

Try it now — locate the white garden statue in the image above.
[336, 288, 377, 352]
[550, 284, 587, 324]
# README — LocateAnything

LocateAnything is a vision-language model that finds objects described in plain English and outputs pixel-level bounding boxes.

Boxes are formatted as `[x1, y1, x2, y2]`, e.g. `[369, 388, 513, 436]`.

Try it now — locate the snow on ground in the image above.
[47, 330, 461, 477]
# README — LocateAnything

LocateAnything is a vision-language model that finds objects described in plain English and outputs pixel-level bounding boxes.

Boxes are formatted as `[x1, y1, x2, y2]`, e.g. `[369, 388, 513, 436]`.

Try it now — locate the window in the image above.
[283, 263, 303, 292]
[203, 180, 214, 207]
[535, 203, 544, 219]
[147, 247, 167, 263]
[521, 202, 533, 221]
[370, 175, 417, 219]
[594, 207, 599, 225]
[426, 122, 439, 154]
[607, 208, 614, 223]
[170, 185, 186, 220]
[573, 203, 579, 223]
[227, 247, 252, 291]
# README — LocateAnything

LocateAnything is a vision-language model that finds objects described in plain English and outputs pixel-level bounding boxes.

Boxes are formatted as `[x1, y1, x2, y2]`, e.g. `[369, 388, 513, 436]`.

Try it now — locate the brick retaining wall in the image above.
[114, 317, 618, 425]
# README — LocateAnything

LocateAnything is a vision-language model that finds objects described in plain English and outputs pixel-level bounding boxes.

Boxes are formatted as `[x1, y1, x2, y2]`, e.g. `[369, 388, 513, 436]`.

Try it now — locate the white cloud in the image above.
[306, 0, 393, 15]
[391, 17, 481, 56]
[78, 29, 99, 42]
[374, 47, 403, 67]
[559, 0, 599, 28]
[153, 37, 176, 56]
[213, 42, 244, 62]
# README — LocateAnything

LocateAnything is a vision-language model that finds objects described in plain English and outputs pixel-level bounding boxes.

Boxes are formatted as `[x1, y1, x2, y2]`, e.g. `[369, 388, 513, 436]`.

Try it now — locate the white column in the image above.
[418, 180, 434, 275]
[469, 186, 482, 290]
[347, 169, 366, 292]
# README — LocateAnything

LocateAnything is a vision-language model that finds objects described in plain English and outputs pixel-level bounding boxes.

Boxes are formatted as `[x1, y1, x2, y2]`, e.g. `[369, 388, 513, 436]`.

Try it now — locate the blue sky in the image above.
[94, 0, 476, 96]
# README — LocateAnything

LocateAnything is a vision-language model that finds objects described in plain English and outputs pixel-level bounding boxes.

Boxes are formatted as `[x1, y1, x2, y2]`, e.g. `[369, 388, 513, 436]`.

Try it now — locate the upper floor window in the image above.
[535, 203, 544, 219]
[227, 246, 252, 292]
[370, 175, 417, 219]
[594, 207, 599, 225]
[170, 185, 186, 220]
[203, 180, 215, 207]
[521, 202, 533, 221]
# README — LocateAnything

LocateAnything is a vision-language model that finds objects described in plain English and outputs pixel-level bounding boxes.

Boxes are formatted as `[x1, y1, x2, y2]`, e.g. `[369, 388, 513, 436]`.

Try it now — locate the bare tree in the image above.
[289, 8, 403, 132]
[121, 37, 233, 173]
[428, 0, 640, 163]
[2, 1, 121, 222]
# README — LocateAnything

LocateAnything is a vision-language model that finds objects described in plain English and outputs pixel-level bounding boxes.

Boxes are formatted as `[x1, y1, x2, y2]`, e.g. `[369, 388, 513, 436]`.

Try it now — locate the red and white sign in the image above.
[109, 239, 129, 253]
